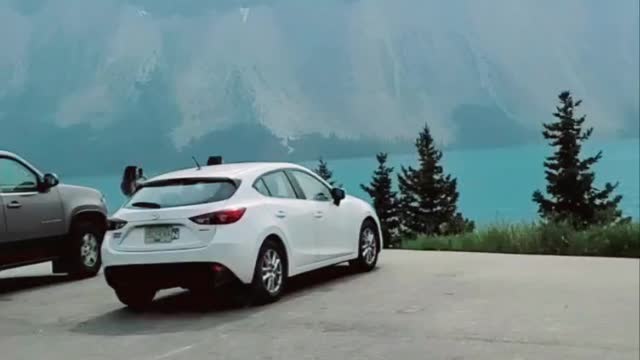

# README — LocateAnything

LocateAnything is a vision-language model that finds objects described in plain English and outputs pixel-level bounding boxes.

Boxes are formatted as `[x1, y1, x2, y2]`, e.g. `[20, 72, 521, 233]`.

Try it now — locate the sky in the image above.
[0, 0, 638, 170]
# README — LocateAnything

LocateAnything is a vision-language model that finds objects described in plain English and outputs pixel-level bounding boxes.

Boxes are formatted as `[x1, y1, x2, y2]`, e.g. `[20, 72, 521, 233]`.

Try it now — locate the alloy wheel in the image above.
[261, 249, 283, 294]
[80, 233, 99, 268]
[361, 228, 377, 265]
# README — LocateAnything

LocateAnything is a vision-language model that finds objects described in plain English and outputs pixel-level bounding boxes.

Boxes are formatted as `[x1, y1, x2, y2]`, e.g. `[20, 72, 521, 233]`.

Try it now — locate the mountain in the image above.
[1, 0, 638, 175]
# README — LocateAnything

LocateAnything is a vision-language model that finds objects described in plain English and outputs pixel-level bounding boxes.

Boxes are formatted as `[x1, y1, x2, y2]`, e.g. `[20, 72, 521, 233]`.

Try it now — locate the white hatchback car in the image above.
[102, 162, 381, 308]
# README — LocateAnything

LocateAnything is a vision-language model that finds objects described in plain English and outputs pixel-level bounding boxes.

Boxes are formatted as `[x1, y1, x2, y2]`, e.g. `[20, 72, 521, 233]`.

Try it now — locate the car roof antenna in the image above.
[192, 156, 201, 170]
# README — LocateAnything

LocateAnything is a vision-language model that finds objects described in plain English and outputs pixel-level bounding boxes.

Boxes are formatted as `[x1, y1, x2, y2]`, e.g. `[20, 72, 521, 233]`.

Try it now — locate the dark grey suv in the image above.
[0, 151, 108, 277]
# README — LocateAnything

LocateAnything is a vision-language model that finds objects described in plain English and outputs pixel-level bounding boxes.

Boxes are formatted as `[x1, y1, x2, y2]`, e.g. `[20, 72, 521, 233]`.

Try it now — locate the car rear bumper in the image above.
[104, 262, 236, 291]
[101, 234, 256, 284]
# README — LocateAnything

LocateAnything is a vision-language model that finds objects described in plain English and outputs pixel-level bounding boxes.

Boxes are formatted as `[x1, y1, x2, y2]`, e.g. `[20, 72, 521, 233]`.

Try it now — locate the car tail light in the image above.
[189, 208, 246, 225]
[107, 218, 128, 231]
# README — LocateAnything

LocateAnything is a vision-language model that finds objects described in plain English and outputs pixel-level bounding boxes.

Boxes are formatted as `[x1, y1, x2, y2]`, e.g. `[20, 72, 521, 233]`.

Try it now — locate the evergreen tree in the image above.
[533, 91, 625, 227]
[397, 123, 474, 236]
[360, 153, 401, 248]
[314, 158, 337, 186]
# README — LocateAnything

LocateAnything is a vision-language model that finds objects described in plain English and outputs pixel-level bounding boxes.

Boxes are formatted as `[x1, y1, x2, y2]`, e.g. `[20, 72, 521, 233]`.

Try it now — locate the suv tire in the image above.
[64, 220, 104, 278]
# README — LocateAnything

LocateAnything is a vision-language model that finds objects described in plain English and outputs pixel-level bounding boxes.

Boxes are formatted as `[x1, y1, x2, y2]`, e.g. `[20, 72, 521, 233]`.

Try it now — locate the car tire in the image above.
[187, 284, 219, 307]
[64, 220, 104, 278]
[349, 220, 379, 272]
[115, 287, 156, 311]
[250, 239, 287, 305]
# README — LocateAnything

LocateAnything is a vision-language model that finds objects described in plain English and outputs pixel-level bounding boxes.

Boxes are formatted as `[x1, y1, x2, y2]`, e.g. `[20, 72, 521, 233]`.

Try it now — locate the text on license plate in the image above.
[144, 226, 180, 243]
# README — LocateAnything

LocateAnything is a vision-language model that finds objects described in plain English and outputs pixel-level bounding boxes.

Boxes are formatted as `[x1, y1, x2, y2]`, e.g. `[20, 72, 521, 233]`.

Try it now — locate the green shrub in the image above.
[538, 221, 574, 255]
[403, 222, 640, 258]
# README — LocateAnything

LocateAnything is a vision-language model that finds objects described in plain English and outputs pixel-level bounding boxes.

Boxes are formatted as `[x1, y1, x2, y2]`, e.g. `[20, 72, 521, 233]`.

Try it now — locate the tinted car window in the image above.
[254, 178, 271, 196]
[261, 171, 297, 199]
[291, 170, 332, 201]
[0, 158, 38, 193]
[125, 178, 237, 209]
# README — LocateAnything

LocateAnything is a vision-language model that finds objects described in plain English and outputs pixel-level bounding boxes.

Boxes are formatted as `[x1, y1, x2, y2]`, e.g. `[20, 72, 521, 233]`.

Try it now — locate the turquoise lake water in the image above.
[66, 139, 639, 225]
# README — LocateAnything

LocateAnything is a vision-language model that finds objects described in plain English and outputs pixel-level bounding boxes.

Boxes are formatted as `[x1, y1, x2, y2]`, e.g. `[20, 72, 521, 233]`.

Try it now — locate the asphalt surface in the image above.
[0, 251, 638, 360]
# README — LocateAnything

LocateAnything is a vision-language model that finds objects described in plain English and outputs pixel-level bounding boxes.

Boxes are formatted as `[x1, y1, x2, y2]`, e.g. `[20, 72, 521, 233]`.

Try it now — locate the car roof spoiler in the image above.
[119, 157, 223, 196]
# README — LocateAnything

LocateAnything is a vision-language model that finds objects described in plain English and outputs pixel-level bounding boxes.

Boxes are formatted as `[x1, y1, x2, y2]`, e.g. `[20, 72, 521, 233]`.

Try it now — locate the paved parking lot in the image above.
[1, 250, 638, 360]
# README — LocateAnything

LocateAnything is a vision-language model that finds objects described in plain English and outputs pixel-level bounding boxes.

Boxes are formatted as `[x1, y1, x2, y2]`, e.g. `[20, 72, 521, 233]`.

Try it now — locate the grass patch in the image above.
[402, 222, 640, 258]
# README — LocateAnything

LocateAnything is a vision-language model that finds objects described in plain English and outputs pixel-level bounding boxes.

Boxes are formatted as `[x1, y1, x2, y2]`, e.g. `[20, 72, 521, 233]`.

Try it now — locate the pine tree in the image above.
[533, 91, 625, 227]
[360, 153, 401, 248]
[397, 123, 474, 236]
[314, 158, 337, 186]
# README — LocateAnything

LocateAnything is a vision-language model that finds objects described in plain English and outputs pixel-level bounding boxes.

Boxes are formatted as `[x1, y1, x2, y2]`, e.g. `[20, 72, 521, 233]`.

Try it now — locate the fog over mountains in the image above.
[1, 0, 638, 174]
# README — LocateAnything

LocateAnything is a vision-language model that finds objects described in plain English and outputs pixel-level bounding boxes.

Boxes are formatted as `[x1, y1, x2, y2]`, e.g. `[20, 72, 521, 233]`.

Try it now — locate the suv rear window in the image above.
[125, 178, 237, 209]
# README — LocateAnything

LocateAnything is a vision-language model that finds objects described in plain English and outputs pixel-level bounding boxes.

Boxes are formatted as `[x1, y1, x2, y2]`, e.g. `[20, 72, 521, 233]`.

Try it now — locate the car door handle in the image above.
[7, 201, 22, 209]
[313, 211, 324, 219]
[275, 210, 287, 219]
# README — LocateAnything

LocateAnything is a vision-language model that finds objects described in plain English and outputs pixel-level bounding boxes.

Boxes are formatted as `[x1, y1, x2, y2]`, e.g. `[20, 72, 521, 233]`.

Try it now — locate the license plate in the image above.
[144, 226, 180, 244]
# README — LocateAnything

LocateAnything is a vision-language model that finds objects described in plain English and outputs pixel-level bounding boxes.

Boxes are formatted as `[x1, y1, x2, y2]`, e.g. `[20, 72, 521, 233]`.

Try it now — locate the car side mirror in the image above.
[40, 173, 59, 192]
[330, 187, 346, 206]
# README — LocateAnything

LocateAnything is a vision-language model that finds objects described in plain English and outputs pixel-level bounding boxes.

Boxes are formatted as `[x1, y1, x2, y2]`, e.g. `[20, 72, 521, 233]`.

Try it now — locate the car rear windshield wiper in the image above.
[130, 201, 162, 209]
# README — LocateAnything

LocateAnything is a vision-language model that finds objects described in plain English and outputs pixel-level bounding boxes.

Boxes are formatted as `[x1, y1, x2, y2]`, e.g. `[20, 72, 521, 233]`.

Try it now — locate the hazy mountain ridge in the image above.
[0, 0, 638, 175]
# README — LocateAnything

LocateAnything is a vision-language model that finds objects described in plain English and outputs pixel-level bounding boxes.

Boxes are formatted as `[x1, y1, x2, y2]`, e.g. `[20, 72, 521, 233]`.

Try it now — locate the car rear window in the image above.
[124, 178, 237, 209]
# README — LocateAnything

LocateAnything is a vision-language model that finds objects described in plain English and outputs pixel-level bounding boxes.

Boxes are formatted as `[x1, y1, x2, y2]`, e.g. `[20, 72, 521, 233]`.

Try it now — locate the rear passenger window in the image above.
[254, 178, 271, 196]
[260, 171, 297, 199]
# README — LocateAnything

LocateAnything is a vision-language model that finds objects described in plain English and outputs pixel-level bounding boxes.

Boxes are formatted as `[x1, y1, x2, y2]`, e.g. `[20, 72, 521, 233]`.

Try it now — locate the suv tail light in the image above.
[189, 208, 246, 225]
[108, 218, 128, 231]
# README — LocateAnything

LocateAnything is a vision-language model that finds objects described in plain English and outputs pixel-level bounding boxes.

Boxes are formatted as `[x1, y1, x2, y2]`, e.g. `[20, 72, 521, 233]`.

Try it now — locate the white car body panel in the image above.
[101, 162, 381, 284]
